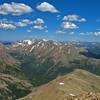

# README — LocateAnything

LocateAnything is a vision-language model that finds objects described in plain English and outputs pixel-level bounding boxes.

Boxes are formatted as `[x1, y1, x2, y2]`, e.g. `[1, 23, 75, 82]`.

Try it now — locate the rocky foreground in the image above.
[18, 92, 100, 100]
[65, 92, 100, 100]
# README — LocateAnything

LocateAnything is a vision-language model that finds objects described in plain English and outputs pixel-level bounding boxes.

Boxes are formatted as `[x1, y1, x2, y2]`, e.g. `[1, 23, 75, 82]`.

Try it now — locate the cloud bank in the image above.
[0, 2, 32, 15]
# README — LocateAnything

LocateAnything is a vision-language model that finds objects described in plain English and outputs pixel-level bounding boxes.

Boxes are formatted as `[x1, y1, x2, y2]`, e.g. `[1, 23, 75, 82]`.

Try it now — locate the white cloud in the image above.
[56, 30, 75, 35]
[15, 19, 33, 27]
[15, 22, 27, 27]
[56, 15, 61, 20]
[79, 32, 94, 36]
[61, 22, 79, 29]
[63, 15, 86, 22]
[45, 30, 48, 32]
[33, 25, 41, 29]
[33, 25, 46, 30]
[79, 32, 85, 35]
[33, 18, 44, 24]
[79, 32, 100, 36]
[0, 19, 16, 30]
[0, 18, 34, 30]
[0, 22, 16, 30]
[94, 32, 100, 36]
[69, 32, 75, 35]
[36, 2, 59, 13]
[27, 30, 31, 33]
[22, 19, 33, 24]
[60, 15, 85, 30]
[0, 18, 47, 30]
[0, 2, 32, 15]
[56, 30, 65, 34]
[33, 18, 47, 30]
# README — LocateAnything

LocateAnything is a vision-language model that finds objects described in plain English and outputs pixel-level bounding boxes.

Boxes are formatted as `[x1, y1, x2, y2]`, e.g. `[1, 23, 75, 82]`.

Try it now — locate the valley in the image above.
[0, 39, 100, 100]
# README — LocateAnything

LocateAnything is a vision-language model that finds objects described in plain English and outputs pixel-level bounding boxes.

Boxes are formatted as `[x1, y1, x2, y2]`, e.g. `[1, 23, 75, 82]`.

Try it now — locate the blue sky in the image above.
[0, 0, 100, 42]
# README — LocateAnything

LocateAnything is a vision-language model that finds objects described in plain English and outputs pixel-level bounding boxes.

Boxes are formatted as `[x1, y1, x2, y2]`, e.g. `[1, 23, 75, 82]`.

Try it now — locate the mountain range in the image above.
[0, 39, 100, 100]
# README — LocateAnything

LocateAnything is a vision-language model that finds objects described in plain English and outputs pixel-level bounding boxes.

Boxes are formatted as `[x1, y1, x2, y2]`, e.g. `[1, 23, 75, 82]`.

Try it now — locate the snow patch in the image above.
[30, 46, 36, 52]
[42, 39, 48, 42]
[59, 82, 64, 85]
[69, 93, 76, 97]
[23, 40, 32, 45]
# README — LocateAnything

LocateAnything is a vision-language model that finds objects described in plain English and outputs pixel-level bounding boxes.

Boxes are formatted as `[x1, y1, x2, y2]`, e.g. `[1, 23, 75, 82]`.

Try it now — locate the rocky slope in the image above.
[0, 73, 32, 100]
[0, 44, 33, 100]
[0, 43, 15, 65]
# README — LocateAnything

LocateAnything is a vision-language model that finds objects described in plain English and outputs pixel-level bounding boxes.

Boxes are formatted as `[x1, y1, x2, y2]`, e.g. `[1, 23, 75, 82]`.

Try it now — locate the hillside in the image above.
[18, 69, 100, 100]
[0, 73, 32, 100]
[0, 43, 15, 65]
[0, 44, 33, 100]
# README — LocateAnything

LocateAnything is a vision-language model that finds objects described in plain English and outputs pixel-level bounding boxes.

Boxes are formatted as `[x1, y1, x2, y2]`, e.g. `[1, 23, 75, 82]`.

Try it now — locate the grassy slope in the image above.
[19, 69, 100, 100]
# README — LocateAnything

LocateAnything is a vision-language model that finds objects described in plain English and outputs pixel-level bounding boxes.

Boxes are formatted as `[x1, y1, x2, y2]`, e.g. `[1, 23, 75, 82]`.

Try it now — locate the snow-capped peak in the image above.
[23, 40, 32, 45]
[42, 39, 48, 42]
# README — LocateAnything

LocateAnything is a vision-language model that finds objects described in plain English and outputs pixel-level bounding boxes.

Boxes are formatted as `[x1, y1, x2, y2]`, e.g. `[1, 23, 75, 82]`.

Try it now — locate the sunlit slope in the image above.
[19, 69, 100, 100]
